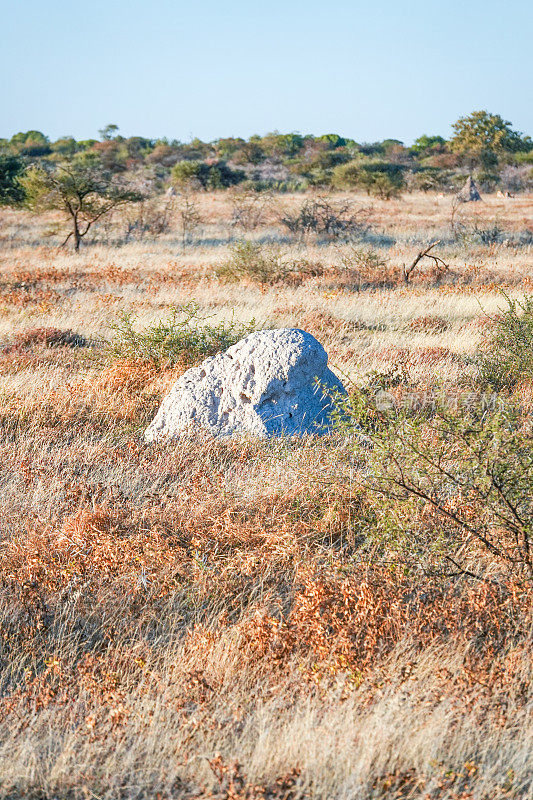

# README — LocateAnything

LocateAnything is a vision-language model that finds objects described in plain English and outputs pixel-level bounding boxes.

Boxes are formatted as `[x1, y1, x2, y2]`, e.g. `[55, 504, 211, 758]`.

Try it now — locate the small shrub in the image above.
[451, 212, 508, 248]
[123, 197, 174, 240]
[476, 294, 533, 390]
[229, 188, 274, 231]
[106, 303, 255, 368]
[337, 244, 397, 288]
[335, 395, 533, 581]
[216, 241, 324, 287]
[216, 241, 287, 285]
[175, 194, 202, 247]
[280, 197, 371, 241]
[471, 221, 505, 245]
[340, 244, 388, 272]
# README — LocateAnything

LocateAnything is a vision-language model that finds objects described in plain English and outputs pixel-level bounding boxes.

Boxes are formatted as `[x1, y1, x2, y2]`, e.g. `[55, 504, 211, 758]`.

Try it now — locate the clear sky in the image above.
[1, 0, 531, 145]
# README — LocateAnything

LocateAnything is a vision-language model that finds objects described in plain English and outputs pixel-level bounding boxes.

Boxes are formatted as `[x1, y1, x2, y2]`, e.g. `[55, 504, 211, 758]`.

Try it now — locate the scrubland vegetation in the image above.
[0, 114, 533, 799]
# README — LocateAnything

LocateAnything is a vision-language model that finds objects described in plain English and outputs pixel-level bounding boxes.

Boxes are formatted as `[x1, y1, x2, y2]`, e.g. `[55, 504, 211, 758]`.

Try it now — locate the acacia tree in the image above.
[450, 111, 532, 160]
[22, 163, 142, 251]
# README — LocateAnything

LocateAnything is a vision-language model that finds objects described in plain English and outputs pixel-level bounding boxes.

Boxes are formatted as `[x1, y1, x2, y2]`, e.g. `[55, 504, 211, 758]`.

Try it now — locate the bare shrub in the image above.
[175, 193, 202, 247]
[229, 187, 274, 231]
[280, 197, 371, 241]
[123, 196, 175, 240]
[335, 244, 398, 288]
[500, 164, 533, 194]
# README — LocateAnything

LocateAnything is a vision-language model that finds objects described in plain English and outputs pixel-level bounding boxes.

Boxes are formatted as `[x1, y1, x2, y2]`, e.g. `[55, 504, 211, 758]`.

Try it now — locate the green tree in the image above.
[51, 137, 79, 157]
[10, 130, 51, 156]
[410, 135, 447, 157]
[333, 160, 405, 198]
[262, 132, 304, 157]
[171, 161, 210, 189]
[22, 163, 142, 251]
[171, 160, 244, 190]
[450, 111, 532, 158]
[0, 155, 26, 206]
[316, 133, 347, 149]
[10, 130, 49, 147]
[214, 137, 246, 159]
[233, 139, 265, 165]
[98, 124, 120, 141]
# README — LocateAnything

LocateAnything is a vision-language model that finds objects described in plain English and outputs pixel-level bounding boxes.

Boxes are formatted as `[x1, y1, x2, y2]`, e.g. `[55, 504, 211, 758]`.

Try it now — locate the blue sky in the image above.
[1, 0, 531, 144]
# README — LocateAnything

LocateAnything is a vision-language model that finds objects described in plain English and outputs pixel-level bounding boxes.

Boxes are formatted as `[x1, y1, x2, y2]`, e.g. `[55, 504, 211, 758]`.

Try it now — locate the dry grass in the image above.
[0, 192, 532, 799]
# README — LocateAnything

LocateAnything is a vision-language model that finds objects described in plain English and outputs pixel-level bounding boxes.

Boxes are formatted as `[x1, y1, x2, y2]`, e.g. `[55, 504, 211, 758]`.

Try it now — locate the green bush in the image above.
[410, 135, 447, 157]
[476, 294, 533, 390]
[515, 151, 533, 165]
[408, 169, 448, 193]
[171, 161, 206, 189]
[216, 241, 324, 286]
[216, 241, 287, 285]
[335, 394, 533, 581]
[10, 130, 51, 157]
[475, 170, 499, 191]
[333, 161, 405, 198]
[106, 303, 255, 368]
[0, 155, 26, 206]
[331, 160, 363, 189]
[171, 160, 244, 190]
[360, 167, 405, 199]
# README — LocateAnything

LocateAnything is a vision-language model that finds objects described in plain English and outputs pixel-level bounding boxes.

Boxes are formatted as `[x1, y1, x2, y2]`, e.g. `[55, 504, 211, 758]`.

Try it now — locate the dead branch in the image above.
[402, 240, 449, 284]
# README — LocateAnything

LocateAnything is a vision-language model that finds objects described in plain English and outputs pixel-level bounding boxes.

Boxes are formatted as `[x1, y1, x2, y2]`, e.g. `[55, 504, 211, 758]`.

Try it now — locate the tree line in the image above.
[0, 110, 531, 250]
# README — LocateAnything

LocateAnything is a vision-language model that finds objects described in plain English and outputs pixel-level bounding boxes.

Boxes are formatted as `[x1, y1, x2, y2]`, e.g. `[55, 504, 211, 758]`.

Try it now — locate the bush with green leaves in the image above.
[171, 160, 244, 190]
[333, 161, 405, 198]
[407, 168, 450, 193]
[216, 240, 323, 286]
[335, 394, 533, 581]
[360, 168, 405, 199]
[475, 170, 500, 192]
[331, 160, 361, 189]
[410, 134, 448, 158]
[106, 303, 255, 368]
[0, 155, 26, 206]
[476, 294, 533, 390]
[450, 110, 532, 158]
[9, 129, 51, 157]
[216, 241, 287, 285]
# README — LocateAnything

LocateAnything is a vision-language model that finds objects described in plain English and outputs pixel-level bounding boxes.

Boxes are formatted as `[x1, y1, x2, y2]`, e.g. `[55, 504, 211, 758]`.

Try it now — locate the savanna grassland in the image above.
[0, 190, 532, 800]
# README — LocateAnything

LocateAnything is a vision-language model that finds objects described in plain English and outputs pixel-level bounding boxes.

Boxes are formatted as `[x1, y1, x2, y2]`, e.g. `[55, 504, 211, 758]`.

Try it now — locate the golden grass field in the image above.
[0, 191, 532, 799]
